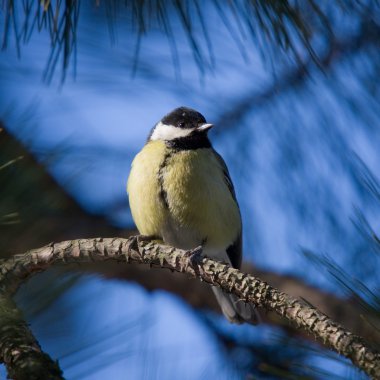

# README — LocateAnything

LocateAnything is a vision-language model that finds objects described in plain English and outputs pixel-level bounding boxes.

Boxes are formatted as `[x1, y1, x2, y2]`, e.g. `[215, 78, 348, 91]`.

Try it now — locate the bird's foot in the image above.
[184, 245, 204, 269]
[136, 235, 162, 245]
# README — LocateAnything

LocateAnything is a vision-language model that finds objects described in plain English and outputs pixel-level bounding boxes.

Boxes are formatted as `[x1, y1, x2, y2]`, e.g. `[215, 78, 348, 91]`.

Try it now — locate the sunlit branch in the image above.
[94, 258, 380, 346]
[0, 236, 379, 379]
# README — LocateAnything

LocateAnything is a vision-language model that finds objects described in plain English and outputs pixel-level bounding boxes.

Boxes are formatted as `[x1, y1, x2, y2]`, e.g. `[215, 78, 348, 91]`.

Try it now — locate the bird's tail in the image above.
[211, 286, 259, 325]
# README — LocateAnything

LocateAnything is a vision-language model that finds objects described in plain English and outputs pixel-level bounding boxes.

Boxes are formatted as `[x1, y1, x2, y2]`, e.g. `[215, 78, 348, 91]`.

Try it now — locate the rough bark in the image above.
[0, 292, 64, 380]
[0, 237, 379, 379]
[93, 261, 380, 346]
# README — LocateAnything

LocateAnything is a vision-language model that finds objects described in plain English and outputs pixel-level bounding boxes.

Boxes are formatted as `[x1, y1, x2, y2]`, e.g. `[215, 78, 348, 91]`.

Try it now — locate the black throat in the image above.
[165, 133, 211, 150]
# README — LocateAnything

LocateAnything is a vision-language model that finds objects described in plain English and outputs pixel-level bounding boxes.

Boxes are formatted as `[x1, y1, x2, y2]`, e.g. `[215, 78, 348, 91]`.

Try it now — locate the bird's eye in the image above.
[178, 122, 185, 128]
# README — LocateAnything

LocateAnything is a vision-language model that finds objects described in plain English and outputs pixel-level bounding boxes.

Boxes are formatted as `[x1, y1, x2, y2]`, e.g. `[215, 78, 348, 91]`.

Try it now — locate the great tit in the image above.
[127, 106, 257, 324]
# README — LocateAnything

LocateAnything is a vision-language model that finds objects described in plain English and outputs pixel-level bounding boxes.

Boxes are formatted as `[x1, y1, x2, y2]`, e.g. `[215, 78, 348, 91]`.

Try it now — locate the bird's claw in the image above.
[184, 245, 204, 269]
[137, 235, 156, 242]
[135, 235, 162, 247]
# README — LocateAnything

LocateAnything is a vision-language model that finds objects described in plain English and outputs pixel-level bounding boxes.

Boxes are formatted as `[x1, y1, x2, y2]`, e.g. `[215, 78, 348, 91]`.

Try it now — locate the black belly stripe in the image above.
[158, 151, 171, 209]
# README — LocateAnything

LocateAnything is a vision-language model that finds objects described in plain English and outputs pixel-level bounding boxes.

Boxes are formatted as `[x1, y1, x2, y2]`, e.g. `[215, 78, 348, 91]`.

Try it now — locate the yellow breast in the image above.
[163, 149, 241, 249]
[127, 141, 241, 249]
[127, 140, 168, 236]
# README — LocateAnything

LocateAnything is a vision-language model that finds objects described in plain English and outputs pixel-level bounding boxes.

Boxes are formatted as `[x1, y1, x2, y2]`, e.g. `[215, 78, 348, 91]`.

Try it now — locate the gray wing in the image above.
[213, 149, 242, 269]
[212, 149, 238, 203]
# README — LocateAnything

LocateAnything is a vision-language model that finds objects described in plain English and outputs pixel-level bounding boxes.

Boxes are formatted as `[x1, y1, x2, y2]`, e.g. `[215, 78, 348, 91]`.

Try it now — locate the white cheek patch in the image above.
[150, 122, 194, 141]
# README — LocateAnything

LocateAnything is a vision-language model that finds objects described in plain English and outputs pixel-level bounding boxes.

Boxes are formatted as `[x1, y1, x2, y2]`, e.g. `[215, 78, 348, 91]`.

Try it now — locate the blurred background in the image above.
[1, 1, 380, 379]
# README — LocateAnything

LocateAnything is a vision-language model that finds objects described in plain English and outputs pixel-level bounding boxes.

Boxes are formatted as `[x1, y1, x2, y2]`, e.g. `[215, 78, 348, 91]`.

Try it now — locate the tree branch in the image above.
[0, 292, 63, 380]
[96, 261, 380, 346]
[0, 236, 379, 379]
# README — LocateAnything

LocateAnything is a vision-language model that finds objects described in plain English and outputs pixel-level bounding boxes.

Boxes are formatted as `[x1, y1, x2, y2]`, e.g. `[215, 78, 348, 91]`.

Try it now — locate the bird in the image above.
[127, 106, 257, 324]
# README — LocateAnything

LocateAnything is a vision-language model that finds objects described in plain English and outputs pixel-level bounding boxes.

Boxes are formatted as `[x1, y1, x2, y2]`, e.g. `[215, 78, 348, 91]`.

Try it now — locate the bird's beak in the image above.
[197, 123, 213, 132]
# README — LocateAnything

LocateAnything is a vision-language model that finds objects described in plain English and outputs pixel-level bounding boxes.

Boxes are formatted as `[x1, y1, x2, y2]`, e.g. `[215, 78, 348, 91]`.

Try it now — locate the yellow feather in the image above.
[127, 140, 168, 236]
[163, 149, 241, 249]
[127, 141, 241, 249]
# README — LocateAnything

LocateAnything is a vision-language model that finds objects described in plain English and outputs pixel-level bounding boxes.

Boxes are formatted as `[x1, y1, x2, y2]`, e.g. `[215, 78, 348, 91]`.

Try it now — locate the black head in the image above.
[149, 107, 213, 149]
[161, 107, 207, 129]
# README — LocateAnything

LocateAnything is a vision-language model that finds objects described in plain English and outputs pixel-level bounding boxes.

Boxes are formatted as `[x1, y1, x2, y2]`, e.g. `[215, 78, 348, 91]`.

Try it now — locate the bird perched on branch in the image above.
[127, 106, 257, 324]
